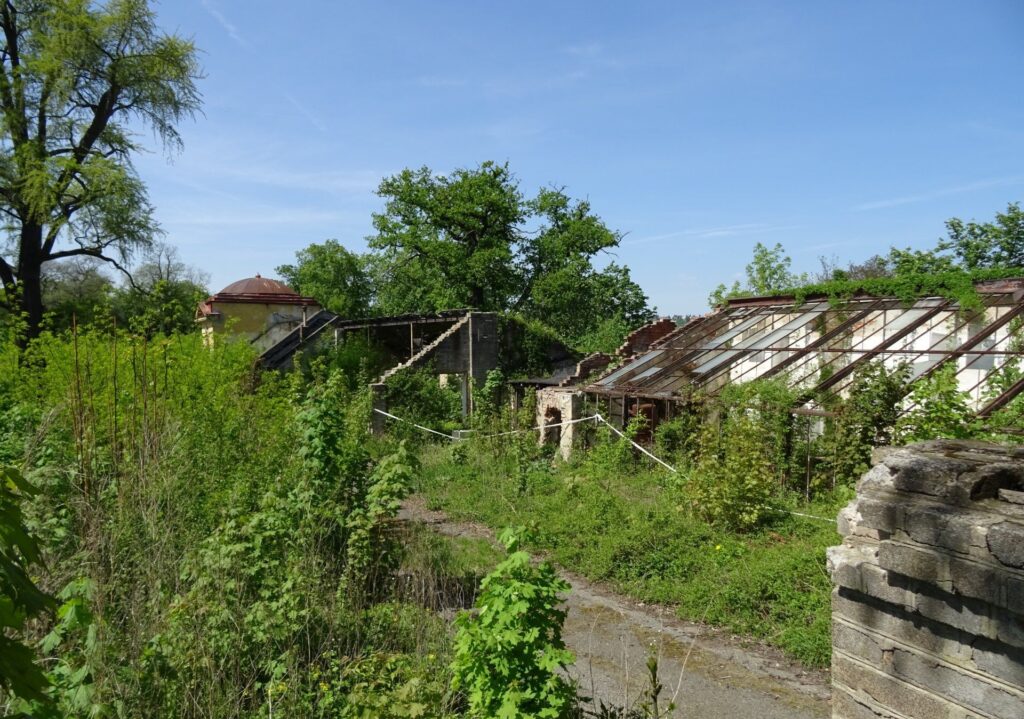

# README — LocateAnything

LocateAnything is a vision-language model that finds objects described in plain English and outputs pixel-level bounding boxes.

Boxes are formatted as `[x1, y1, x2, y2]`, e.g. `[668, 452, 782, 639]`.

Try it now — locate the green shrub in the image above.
[451, 527, 575, 719]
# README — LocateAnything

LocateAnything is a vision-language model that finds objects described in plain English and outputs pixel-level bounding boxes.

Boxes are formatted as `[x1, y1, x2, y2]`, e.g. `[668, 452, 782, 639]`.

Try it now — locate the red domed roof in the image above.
[196, 274, 319, 317]
[218, 274, 298, 296]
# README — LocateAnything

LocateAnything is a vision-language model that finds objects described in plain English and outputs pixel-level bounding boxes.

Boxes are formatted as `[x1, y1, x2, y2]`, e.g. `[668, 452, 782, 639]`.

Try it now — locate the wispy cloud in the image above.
[854, 176, 1024, 211]
[627, 222, 798, 246]
[200, 0, 247, 46]
[163, 207, 355, 228]
[563, 42, 605, 58]
[177, 159, 382, 196]
[284, 93, 328, 133]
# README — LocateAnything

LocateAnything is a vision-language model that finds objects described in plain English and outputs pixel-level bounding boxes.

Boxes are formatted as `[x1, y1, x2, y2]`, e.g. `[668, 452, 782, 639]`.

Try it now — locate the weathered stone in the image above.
[1006, 576, 1024, 616]
[889, 647, 1024, 719]
[947, 556, 1003, 607]
[836, 589, 983, 663]
[832, 653, 968, 718]
[858, 463, 897, 494]
[904, 503, 973, 554]
[830, 443, 1024, 719]
[972, 639, 1024, 687]
[878, 542, 949, 586]
[915, 591, 992, 638]
[832, 686, 897, 719]
[987, 521, 1024, 569]
[883, 449, 972, 499]
[856, 495, 905, 533]
[956, 464, 1024, 504]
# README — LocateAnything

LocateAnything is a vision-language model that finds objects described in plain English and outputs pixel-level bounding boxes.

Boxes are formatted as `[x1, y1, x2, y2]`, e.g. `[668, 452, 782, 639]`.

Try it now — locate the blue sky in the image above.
[135, 0, 1024, 314]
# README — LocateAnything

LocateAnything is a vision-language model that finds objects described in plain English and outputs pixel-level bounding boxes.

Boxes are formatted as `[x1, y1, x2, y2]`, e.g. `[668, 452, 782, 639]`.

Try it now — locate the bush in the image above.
[451, 527, 575, 719]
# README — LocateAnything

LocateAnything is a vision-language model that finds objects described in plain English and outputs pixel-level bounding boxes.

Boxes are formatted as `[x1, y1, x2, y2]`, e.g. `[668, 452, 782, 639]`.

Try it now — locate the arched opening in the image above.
[543, 406, 563, 446]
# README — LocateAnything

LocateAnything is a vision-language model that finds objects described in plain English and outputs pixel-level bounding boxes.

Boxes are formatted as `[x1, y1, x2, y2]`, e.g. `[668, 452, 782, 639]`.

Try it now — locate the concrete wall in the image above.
[828, 440, 1024, 719]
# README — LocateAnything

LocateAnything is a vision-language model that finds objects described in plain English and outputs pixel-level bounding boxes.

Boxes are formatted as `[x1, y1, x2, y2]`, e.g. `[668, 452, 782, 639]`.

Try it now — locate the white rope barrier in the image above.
[372, 408, 599, 440]
[594, 413, 679, 474]
[371, 408, 458, 440]
[371, 408, 837, 524]
[479, 414, 602, 438]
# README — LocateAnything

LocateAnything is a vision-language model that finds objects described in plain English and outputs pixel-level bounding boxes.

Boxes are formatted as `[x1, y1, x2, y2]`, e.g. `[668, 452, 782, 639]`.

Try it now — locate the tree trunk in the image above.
[17, 222, 44, 344]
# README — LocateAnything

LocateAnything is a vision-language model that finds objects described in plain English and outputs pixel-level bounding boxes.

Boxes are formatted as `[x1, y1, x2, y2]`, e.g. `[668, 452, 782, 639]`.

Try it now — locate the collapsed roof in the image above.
[583, 278, 1024, 418]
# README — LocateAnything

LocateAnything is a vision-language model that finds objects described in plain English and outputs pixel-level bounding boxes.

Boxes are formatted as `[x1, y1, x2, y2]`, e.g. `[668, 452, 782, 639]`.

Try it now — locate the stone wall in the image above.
[828, 440, 1024, 719]
[536, 388, 583, 460]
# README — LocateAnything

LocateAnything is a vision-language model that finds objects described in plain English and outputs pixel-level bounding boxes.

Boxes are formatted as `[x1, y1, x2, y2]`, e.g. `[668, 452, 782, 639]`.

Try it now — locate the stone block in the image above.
[1006, 576, 1024, 616]
[987, 521, 1024, 569]
[994, 611, 1024, 650]
[883, 449, 972, 499]
[915, 591, 992, 638]
[972, 639, 1024, 687]
[955, 464, 1024, 504]
[889, 647, 1024, 719]
[832, 443, 1024, 719]
[947, 556, 1003, 609]
[832, 653, 967, 719]
[856, 495, 906, 533]
[834, 594, 973, 664]
[904, 503, 973, 555]
[832, 686, 897, 719]
[858, 462, 897, 494]
[878, 542, 950, 587]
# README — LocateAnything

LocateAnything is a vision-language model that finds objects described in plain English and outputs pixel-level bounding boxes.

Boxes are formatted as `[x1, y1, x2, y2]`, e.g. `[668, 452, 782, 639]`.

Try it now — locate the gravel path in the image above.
[399, 496, 831, 718]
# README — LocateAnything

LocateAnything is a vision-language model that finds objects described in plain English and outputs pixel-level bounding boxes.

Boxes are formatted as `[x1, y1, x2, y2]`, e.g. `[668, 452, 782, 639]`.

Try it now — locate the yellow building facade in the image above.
[195, 275, 320, 352]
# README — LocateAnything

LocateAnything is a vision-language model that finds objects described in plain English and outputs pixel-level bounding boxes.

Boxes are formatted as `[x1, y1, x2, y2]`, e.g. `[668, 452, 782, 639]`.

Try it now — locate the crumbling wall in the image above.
[536, 388, 583, 460]
[828, 440, 1024, 719]
[616, 317, 677, 358]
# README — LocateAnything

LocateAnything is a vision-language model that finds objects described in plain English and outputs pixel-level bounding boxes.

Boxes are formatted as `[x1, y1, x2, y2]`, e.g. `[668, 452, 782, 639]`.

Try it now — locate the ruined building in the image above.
[195, 275, 320, 352]
[537, 278, 1024, 457]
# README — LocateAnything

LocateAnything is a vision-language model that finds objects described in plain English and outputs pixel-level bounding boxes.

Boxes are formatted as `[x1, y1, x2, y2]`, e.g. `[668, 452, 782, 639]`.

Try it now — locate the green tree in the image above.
[368, 161, 653, 346]
[110, 244, 207, 336]
[276, 239, 372, 318]
[0, 0, 201, 341]
[41, 258, 113, 330]
[370, 162, 524, 312]
[941, 202, 1024, 270]
[884, 202, 1024, 276]
[709, 242, 807, 306]
[896, 363, 975, 442]
[451, 527, 575, 719]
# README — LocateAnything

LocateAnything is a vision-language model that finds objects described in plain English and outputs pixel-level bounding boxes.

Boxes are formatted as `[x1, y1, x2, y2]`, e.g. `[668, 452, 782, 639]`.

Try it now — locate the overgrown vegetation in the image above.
[415, 427, 839, 667]
[0, 330, 470, 716]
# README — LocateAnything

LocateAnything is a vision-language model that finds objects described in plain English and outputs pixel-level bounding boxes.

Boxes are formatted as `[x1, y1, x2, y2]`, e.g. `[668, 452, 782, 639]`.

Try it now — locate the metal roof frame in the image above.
[583, 281, 1024, 419]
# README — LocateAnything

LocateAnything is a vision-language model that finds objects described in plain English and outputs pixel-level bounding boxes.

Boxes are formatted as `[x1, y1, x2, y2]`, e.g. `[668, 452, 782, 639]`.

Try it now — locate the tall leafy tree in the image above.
[369, 162, 524, 312]
[110, 244, 207, 336]
[367, 161, 654, 344]
[709, 242, 808, 306]
[0, 0, 201, 340]
[884, 202, 1023, 276]
[276, 239, 372, 318]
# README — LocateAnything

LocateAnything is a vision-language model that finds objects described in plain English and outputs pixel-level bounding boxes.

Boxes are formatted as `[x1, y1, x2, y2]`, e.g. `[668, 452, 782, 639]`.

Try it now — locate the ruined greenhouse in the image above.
[537, 278, 1024, 458]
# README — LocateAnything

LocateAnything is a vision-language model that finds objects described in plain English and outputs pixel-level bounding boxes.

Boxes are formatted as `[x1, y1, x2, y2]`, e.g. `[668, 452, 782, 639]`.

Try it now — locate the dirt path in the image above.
[399, 496, 831, 718]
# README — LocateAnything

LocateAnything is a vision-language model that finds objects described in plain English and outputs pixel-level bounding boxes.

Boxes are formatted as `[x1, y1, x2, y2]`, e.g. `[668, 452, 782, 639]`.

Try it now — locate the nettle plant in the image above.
[451, 527, 575, 719]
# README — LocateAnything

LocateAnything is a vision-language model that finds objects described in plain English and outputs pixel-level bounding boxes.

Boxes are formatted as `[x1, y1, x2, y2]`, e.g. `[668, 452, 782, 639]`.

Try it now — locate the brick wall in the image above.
[616, 318, 677, 358]
[828, 440, 1024, 718]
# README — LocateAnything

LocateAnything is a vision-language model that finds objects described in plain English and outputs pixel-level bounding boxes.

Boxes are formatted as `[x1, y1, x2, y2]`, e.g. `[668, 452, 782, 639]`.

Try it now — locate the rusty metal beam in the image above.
[976, 373, 1024, 417]
[806, 301, 951, 399]
[916, 300, 1024, 383]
